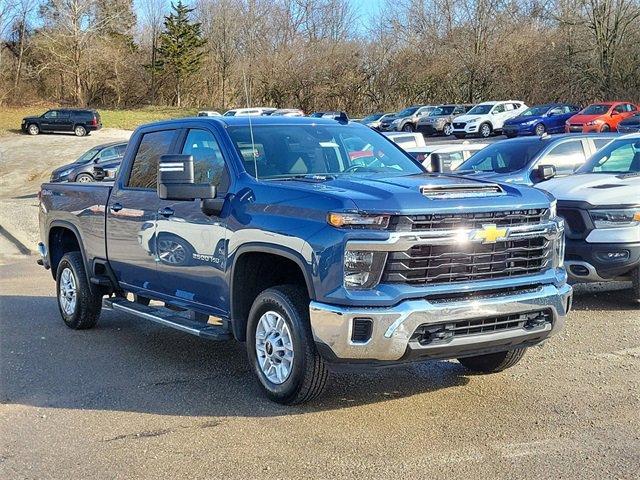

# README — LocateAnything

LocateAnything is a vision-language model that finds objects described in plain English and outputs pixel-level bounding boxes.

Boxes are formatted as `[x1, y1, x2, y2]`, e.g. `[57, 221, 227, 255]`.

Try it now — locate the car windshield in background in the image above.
[397, 107, 418, 117]
[362, 113, 384, 122]
[521, 106, 551, 117]
[582, 104, 609, 115]
[223, 111, 236, 116]
[457, 139, 546, 173]
[430, 106, 455, 116]
[227, 124, 424, 179]
[577, 138, 640, 174]
[467, 104, 493, 115]
[76, 148, 99, 163]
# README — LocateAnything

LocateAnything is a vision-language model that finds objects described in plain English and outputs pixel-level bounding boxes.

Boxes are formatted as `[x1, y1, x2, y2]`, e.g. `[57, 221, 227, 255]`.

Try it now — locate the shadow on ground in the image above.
[0, 294, 471, 417]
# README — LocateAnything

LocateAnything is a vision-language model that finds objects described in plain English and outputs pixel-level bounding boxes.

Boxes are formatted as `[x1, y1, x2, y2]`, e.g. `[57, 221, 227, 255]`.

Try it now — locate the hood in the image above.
[268, 174, 551, 214]
[538, 173, 640, 204]
[51, 162, 78, 176]
[452, 114, 482, 123]
[505, 115, 541, 126]
[23, 116, 40, 121]
[568, 113, 603, 123]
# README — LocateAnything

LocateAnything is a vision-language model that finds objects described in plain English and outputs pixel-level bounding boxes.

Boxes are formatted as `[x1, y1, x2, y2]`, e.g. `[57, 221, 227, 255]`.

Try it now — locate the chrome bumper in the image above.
[309, 283, 572, 362]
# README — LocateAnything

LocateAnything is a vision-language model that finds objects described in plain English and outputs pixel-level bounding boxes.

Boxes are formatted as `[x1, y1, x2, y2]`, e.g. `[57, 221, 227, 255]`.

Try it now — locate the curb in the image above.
[0, 224, 33, 255]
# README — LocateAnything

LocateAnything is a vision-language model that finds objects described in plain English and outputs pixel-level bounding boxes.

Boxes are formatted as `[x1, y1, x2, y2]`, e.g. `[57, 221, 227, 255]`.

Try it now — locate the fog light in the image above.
[570, 264, 589, 277]
[595, 250, 630, 262]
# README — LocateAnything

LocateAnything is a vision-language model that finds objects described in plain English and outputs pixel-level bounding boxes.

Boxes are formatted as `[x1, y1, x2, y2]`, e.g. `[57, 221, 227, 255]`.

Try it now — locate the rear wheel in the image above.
[74, 125, 87, 137]
[56, 251, 102, 329]
[246, 285, 328, 404]
[27, 124, 39, 135]
[458, 348, 526, 373]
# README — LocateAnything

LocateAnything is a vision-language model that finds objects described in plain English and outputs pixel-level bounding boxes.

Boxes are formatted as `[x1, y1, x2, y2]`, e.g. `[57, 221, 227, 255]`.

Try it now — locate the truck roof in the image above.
[137, 115, 345, 130]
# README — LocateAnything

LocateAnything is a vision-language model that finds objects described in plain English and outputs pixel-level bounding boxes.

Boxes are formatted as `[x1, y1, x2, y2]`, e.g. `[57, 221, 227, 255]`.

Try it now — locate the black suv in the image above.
[50, 142, 127, 183]
[22, 109, 102, 137]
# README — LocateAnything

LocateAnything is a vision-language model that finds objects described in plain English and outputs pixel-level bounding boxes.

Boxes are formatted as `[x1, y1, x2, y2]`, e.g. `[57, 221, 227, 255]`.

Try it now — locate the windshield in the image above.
[227, 124, 424, 179]
[429, 106, 455, 116]
[577, 138, 640, 174]
[582, 104, 610, 115]
[457, 139, 546, 173]
[467, 104, 493, 115]
[521, 106, 551, 117]
[397, 107, 418, 117]
[75, 148, 100, 163]
[362, 113, 384, 122]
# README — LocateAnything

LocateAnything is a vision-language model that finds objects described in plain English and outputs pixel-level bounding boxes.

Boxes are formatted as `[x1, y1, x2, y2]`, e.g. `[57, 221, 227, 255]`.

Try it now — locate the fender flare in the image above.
[229, 242, 316, 341]
[47, 220, 90, 280]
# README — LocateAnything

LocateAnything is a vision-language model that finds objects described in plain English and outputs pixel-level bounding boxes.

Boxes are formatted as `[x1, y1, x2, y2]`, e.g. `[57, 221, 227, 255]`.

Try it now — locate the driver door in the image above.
[40, 110, 58, 132]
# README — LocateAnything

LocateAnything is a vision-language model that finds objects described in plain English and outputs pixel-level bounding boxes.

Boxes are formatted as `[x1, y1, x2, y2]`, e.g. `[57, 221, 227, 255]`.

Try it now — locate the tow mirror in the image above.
[535, 164, 556, 182]
[157, 154, 215, 201]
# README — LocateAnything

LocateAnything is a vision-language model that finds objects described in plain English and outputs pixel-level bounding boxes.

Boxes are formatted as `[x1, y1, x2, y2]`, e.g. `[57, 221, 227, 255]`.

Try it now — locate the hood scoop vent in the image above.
[420, 183, 505, 199]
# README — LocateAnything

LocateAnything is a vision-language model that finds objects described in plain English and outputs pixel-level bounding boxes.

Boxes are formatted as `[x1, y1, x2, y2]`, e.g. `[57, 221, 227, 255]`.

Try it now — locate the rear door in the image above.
[56, 111, 73, 131]
[106, 128, 179, 294]
[154, 126, 232, 315]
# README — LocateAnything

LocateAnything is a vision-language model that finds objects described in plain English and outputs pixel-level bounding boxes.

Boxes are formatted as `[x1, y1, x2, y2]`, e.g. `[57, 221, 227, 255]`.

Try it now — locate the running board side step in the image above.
[103, 297, 231, 341]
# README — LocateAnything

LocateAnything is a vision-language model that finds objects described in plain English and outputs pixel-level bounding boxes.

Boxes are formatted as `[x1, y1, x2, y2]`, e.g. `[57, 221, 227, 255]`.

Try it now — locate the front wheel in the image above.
[458, 348, 526, 373]
[27, 124, 40, 135]
[535, 123, 546, 136]
[56, 251, 102, 329]
[479, 123, 492, 138]
[75, 173, 94, 183]
[632, 266, 640, 304]
[247, 285, 328, 404]
[402, 123, 414, 132]
[443, 123, 453, 136]
[600, 124, 611, 133]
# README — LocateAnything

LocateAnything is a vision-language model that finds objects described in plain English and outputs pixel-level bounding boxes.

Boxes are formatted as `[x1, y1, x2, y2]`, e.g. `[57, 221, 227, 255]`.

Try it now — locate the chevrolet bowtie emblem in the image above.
[472, 224, 508, 244]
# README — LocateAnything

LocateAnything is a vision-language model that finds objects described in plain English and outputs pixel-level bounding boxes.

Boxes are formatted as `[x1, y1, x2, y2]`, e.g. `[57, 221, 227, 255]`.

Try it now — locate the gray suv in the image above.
[49, 142, 127, 183]
[378, 105, 435, 132]
[416, 104, 474, 136]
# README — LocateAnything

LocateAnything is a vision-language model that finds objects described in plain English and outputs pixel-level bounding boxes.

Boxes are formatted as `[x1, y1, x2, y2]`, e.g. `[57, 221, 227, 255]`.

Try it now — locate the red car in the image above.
[565, 101, 638, 133]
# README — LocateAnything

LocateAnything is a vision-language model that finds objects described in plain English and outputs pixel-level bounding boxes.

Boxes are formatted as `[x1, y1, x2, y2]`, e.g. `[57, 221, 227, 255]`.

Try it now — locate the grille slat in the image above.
[389, 209, 547, 232]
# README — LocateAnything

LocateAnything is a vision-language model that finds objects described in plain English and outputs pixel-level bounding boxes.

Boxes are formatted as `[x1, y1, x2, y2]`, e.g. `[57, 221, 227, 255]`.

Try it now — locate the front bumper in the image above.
[565, 239, 640, 281]
[310, 282, 572, 363]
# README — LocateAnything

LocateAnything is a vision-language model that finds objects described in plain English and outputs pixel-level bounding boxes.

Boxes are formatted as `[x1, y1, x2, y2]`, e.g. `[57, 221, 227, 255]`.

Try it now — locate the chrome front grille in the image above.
[389, 209, 547, 232]
[382, 237, 550, 285]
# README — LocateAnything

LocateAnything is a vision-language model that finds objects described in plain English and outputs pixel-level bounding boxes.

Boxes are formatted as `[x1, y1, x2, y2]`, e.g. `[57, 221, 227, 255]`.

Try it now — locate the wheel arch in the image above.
[47, 221, 90, 281]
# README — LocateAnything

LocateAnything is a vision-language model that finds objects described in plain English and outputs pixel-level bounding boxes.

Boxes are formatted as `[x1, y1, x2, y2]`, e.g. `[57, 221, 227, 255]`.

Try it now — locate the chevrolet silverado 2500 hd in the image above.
[38, 116, 572, 404]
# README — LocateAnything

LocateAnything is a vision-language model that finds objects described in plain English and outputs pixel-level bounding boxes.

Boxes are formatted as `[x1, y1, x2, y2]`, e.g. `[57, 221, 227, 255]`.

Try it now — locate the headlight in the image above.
[328, 212, 390, 229]
[553, 233, 565, 268]
[589, 209, 640, 228]
[467, 119, 477, 124]
[586, 120, 599, 126]
[58, 168, 74, 177]
[344, 250, 387, 289]
[391, 119, 400, 125]
[548, 200, 557, 220]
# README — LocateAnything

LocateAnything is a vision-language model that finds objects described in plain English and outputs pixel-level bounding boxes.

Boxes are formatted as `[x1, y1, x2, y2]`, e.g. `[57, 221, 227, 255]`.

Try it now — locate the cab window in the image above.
[542, 140, 586, 175]
[127, 129, 177, 189]
[181, 129, 229, 191]
[493, 104, 506, 114]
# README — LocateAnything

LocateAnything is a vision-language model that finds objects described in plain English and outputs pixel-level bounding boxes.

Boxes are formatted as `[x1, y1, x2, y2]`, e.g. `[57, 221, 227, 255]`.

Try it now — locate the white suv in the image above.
[452, 101, 527, 139]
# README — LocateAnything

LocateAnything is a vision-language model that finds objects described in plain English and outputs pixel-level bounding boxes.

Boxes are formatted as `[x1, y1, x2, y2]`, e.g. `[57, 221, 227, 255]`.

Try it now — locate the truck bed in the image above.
[39, 182, 113, 263]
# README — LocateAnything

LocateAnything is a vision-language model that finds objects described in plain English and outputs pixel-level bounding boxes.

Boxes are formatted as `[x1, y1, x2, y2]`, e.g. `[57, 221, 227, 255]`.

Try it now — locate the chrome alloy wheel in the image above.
[255, 311, 294, 384]
[59, 267, 77, 315]
[157, 239, 186, 264]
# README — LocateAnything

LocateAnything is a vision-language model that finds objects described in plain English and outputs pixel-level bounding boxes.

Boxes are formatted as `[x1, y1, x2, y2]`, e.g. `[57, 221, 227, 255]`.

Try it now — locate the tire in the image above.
[458, 348, 526, 373]
[454, 133, 466, 139]
[155, 233, 194, 266]
[246, 285, 328, 404]
[74, 125, 87, 137]
[479, 122, 492, 138]
[56, 251, 102, 329]
[27, 124, 40, 135]
[632, 266, 640, 304]
[535, 123, 546, 136]
[443, 123, 453, 136]
[402, 123, 414, 132]
[75, 173, 94, 183]
[600, 124, 611, 133]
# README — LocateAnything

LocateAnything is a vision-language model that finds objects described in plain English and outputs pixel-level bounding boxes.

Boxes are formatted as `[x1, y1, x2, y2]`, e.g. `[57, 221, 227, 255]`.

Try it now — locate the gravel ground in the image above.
[0, 259, 638, 479]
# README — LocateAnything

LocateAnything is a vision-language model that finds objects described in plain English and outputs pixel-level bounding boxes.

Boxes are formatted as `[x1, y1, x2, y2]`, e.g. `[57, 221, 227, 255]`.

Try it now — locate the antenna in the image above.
[242, 68, 258, 180]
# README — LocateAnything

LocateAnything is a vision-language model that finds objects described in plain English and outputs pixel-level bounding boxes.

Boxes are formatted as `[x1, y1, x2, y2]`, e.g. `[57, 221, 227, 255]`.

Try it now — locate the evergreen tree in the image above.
[156, 1, 206, 106]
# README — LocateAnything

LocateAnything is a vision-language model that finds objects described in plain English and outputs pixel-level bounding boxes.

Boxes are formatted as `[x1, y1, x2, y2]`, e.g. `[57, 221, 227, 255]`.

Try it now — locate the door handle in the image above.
[110, 202, 123, 212]
[158, 207, 174, 218]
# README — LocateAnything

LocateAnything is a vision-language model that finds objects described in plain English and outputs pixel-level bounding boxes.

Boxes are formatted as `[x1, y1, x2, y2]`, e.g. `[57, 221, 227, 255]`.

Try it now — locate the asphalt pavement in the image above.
[1, 257, 639, 479]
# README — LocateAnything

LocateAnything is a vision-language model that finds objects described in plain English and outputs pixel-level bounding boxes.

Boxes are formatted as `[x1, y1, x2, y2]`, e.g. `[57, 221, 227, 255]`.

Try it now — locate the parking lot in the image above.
[0, 129, 639, 479]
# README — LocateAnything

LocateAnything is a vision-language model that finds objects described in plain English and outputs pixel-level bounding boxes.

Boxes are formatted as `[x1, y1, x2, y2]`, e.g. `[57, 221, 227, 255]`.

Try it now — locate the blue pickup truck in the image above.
[38, 116, 572, 404]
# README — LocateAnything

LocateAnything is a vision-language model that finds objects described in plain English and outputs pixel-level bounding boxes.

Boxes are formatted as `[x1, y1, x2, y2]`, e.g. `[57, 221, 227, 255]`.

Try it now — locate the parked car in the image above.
[617, 113, 640, 134]
[565, 102, 638, 133]
[37, 115, 570, 404]
[455, 133, 617, 185]
[21, 108, 102, 137]
[416, 104, 474, 136]
[538, 134, 640, 301]
[378, 105, 436, 132]
[357, 112, 388, 129]
[309, 111, 348, 120]
[503, 103, 581, 137]
[404, 142, 488, 172]
[49, 142, 127, 183]
[382, 131, 426, 149]
[223, 107, 275, 116]
[197, 110, 222, 117]
[270, 108, 304, 117]
[452, 101, 528, 139]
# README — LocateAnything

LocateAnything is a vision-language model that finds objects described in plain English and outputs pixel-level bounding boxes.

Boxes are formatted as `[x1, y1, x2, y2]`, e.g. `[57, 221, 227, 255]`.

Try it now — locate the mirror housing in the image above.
[535, 164, 556, 182]
[157, 154, 216, 201]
